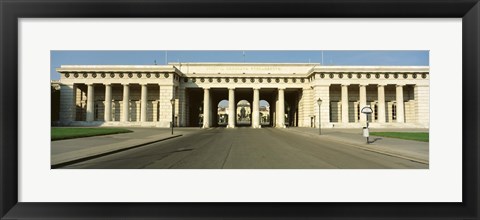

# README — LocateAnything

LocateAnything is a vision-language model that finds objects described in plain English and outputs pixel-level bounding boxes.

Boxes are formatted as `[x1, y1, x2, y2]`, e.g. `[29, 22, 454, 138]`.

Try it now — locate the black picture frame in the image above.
[1, 0, 479, 219]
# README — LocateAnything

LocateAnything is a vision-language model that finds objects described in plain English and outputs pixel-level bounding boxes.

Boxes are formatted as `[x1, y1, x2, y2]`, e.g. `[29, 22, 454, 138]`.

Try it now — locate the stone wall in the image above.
[415, 85, 430, 127]
[59, 84, 75, 123]
[158, 85, 175, 127]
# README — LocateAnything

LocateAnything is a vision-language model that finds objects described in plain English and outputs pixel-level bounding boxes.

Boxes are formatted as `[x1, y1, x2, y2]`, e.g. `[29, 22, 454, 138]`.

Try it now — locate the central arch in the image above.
[236, 100, 251, 127]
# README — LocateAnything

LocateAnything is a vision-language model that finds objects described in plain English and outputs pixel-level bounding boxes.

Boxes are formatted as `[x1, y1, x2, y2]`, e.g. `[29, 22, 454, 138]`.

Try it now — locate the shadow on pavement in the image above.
[369, 137, 383, 144]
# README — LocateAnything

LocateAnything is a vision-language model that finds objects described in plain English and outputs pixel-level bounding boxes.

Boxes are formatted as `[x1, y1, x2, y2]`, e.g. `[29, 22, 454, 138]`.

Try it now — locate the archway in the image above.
[236, 100, 251, 126]
[259, 100, 271, 127]
[217, 99, 229, 127]
[186, 88, 204, 127]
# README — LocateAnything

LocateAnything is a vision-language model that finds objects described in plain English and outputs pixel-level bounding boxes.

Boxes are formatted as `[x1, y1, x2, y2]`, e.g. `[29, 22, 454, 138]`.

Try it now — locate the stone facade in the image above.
[55, 63, 430, 128]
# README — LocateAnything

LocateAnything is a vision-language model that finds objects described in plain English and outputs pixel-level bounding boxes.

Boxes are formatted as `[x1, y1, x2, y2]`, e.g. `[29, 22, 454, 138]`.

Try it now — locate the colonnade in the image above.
[79, 83, 409, 126]
[83, 83, 175, 125]
[337, 83, 405, 123]
[202, 87, 286, 128]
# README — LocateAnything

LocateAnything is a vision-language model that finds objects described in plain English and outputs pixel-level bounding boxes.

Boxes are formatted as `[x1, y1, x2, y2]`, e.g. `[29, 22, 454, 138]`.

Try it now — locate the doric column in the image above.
[140, 84, 148, 122]
[277, 88, 285, 128]
[86, 84, 95, 121]
[203, 88, 210, 128]
[228, 88, 235, 128]
[341, 84, 349, 123]
[359, 84, 367, 123]
[122, 83, 130, 122]
[377, 84, 386, 123]
[252, 88, 260, 128]
[104, 83, 112, 122]
[396, 84, 405, 123]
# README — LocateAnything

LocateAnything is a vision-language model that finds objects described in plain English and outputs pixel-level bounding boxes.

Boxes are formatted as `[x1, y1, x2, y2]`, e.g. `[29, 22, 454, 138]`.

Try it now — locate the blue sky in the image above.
[50, 50, 429, 80]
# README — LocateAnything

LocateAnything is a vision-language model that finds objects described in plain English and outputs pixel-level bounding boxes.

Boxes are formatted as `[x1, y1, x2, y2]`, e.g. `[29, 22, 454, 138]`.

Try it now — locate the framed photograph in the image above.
[50, 49, 431, 170]
[1, 0, 479, 219]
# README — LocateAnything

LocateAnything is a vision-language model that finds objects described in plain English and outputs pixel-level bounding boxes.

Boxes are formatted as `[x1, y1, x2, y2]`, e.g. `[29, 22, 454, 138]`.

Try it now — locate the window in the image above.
[374, 104, 378, 120]
[95, 104, 99, 120]
[357, 103, 360, 121]
[392, 103, 397, 121]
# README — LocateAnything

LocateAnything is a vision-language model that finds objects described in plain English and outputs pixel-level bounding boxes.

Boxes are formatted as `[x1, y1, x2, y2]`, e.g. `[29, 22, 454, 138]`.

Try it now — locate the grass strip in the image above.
[52, 127, 133, 141]
[370, 132, 429, 142]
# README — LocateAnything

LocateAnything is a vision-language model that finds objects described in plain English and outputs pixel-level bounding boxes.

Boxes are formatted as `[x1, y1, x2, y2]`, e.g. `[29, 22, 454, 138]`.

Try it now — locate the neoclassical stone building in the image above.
[55, 63, 429, 128]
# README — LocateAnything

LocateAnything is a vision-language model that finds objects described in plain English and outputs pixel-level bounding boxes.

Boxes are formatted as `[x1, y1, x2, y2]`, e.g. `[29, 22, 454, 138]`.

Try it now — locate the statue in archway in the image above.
[240, 107, 246, 120]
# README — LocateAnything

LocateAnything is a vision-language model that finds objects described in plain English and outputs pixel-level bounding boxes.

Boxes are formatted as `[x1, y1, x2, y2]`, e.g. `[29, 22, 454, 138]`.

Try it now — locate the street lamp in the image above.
[170, 98, 175, 135]
[317, 98, 322, 135]
[361, 106, 373, 144]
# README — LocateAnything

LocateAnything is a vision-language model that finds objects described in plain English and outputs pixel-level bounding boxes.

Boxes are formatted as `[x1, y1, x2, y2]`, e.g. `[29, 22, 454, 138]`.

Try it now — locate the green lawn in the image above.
[370, 132, 429, 142]
[51, 127, 133, 141]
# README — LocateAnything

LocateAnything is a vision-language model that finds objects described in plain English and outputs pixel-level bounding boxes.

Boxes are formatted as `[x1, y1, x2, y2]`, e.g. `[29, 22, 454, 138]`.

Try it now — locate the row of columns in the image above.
[203, 88, 286, 128]
[83, 83, 406, 125]
[339, 84, 405, 123]
[86, 84, 405, 125]
[85, 83, 173, 123]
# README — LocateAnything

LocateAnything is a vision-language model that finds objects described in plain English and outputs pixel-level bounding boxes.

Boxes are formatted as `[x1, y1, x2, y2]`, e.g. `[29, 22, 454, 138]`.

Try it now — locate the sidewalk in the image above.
[51, 127, 201, 168]
[285, 127, 429, 164]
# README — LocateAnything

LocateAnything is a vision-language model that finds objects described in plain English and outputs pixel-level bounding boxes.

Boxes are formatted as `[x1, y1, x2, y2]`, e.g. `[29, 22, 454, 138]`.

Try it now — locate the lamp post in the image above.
[317, 98, 322, 135]
[361, 106, 373, 144]
[170, 98, 175, 135]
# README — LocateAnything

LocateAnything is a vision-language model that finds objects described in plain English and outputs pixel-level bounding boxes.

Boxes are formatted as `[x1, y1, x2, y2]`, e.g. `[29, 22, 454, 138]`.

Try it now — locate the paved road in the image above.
[63, 128, 428, 169]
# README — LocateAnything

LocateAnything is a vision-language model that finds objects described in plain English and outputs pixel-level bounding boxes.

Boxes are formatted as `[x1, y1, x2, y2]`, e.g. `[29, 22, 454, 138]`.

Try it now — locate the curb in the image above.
[52, 134, 183, 168]
[284, 129, 428, 165]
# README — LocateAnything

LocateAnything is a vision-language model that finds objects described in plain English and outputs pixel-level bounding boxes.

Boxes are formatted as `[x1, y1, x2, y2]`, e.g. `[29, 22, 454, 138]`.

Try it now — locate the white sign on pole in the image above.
[361, 106, 373, 114]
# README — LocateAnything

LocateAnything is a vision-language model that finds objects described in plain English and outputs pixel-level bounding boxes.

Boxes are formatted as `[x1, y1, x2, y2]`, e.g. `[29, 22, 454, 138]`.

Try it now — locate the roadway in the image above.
[64, 127, 427, 169]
